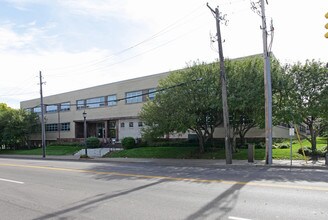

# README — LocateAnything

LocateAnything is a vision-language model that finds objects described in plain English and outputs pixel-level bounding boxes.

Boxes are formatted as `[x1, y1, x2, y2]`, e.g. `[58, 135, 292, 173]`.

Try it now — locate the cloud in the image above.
[57, 0, 125, 20]
[0, 24, 34, 50]
[3, 0, 45, 10]
[0, 22, 59, 52]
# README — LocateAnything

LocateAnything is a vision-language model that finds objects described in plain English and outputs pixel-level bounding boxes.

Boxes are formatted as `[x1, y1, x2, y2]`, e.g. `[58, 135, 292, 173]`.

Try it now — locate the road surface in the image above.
[0, 158, 327, 220]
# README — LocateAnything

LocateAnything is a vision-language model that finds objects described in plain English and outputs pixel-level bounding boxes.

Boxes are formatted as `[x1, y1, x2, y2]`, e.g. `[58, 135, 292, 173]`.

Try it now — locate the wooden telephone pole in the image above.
[207, 3, 232, 164]
[260, 0, 273, 165]
[39, 71, 46, 158]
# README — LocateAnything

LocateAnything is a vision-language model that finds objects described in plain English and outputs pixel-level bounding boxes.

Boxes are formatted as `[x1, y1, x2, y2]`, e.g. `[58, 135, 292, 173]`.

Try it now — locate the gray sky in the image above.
[1, 0, 327, 108]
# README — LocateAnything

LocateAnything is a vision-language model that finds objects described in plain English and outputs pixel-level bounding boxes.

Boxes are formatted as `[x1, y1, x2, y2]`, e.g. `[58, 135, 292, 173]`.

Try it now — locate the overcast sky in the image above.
[1, 0, 327, 109]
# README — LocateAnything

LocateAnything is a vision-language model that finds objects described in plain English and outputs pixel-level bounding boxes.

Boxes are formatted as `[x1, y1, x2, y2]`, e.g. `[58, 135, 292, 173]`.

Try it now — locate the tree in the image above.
[226, 56, 285, 151]
[0, 103, 40, 149]
[139, 61, 223, 153]
[280, 60, 327, 157]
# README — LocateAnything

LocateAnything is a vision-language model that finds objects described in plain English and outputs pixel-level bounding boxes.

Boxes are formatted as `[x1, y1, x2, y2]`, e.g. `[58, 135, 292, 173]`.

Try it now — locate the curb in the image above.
[0, 155, 327, 170]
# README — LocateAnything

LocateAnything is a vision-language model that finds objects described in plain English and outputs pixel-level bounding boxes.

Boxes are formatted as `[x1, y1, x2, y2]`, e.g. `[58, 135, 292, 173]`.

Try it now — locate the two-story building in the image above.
[20, 70, 291, 145]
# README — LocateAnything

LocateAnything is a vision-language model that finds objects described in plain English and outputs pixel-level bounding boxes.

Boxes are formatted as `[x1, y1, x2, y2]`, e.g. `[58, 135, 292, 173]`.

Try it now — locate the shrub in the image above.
[297, 146, 326, 157]
[273, 138, 285, 143]
[86, 136, 100, 148]
[48, 142, 83, 147]
[313, 149, 326, 157]
[254, 142, 265, 149]
[122, 137, 136, 149]
[297, 146, 312, 156]
[278, 144, 289, 149]
[323, 146, 328, 153]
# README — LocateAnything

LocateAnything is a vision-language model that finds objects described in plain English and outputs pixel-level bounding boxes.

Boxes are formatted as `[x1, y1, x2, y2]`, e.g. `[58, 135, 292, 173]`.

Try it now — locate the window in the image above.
[33, 107, 42, 114]
[45, 123, 69, 132]
[129, 122, 134, 127]
[148, 88, 156, 100]
[120, 122, 125, 128]
[61, 122, 70, 131]
[107, 95, 117, 106]
[46, 105, 57, 113]
[25, 108, 32, 113]
[60, 102, 70, 111]
[45, 124, 58, 132]
[86, 97, 105, 108]
[126, 91, 142, 104]
[77, 100, 85, 110]
[138, 122, 143, 127]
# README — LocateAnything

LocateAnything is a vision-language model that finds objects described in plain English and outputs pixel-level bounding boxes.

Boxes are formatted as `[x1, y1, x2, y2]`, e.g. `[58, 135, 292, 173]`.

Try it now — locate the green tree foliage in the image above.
[140, 57, 286, 153]
[226, 56, 285, 151]
[0, 103, 40, 149]
[277, 60, 327, 155]
[140, 61, 222, 153]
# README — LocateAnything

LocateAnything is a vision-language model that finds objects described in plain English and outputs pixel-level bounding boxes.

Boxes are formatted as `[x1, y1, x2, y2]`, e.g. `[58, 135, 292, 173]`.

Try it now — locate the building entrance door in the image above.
[97, 123, 104, 138]
[108, 120, 117, 141]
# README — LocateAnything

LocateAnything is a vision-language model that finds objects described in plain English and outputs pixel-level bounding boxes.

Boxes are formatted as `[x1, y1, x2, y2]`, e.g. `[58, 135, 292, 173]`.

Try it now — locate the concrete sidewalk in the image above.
[0, 153, 327, 170]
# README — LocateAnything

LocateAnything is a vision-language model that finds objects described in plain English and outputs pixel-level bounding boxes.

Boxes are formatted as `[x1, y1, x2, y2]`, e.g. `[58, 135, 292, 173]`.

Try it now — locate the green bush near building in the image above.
[121, 137, 136, 149]
[86, 137, 100, 148]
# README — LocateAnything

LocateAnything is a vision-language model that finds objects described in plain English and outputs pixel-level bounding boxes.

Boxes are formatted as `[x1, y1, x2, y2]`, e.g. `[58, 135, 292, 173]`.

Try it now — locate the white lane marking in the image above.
[229, 216, 252, 220]
[0, 178, 24, 184]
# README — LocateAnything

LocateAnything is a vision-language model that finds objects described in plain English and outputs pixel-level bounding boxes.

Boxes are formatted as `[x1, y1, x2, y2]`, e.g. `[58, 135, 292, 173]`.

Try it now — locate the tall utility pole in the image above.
[39, 71, 46, 158]
[260, 0, 273, 165]
[207, 3, 232, 164]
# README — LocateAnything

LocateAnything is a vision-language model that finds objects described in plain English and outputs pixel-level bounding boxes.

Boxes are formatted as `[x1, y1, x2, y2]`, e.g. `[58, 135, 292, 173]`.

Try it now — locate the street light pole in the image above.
[83, 111, 87, 156]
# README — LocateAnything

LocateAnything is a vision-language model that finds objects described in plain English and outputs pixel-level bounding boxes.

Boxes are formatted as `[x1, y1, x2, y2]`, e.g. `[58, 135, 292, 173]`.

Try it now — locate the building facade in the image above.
[20, 70, 292, 145]
[20, 72, 170, 144]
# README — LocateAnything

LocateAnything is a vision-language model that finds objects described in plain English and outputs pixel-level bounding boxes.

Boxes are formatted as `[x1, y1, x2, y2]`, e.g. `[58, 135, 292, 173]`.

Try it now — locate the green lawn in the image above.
[105, 147, 308, 160]
[0, 137, 326, 159]
[0, 145, 83, 156]
[105, 147, 198, 159]
[105, 137, 327, 160]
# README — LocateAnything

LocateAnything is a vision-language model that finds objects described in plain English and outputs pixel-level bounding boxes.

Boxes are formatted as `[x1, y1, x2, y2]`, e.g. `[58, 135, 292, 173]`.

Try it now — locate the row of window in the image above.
[29, 88, 156, 113]
[120, 122, 143, 128]
[77, 89, 156, 110]
[45, 123, 71, 132]
[77, 95, 117, 110]
[32, 102, 70, 114]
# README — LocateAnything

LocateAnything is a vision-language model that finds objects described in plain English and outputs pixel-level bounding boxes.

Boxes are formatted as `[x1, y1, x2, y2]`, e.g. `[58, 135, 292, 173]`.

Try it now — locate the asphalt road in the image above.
[0, 158, 327, 220]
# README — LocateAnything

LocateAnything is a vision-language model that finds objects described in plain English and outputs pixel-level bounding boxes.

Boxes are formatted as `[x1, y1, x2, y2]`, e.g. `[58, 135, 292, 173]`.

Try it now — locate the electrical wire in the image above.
[25, 77, 203, 110]
[46, 3, 206, 73]
[44, 21, 208, 82]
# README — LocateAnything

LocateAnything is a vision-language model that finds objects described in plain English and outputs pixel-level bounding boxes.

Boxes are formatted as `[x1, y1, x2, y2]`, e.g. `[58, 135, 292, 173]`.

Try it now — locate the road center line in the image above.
[0, 163, 328, 191]
[0, 177, 24, 184]
[229, 216, 252, 220]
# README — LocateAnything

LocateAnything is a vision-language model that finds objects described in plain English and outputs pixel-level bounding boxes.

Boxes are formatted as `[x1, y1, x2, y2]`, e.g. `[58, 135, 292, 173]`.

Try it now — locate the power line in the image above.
[26, 77, 203, 110]
[0, 75, 38, 98]
[46, 3, 206, 73]
[44, 22, 208, 81]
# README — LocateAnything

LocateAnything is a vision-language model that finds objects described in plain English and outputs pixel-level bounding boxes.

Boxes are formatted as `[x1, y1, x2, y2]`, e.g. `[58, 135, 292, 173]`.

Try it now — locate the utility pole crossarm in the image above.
[206, 3, 215, 14]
